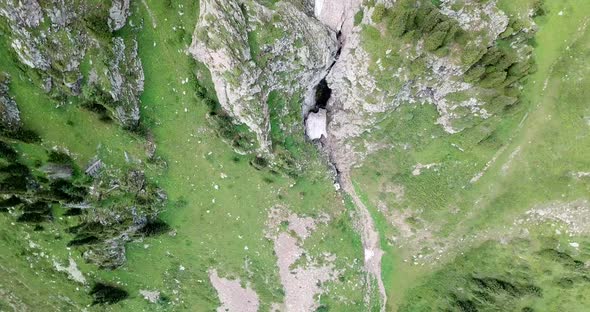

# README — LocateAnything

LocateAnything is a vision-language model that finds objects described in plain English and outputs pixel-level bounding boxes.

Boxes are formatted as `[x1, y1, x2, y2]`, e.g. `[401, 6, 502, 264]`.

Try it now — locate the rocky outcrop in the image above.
[108, 0, 130, 31]
[314, 0, 362, 40]
[190, 0, 338, 152]
[0, 0, 88, 93]
[90, 37, 144, 128]
[0, 73, 21, 132]
[0, 0, 144, 129]
[209, 270, 260, 312]
[265, 207, 336, 312]
[316, 0, 380, 172]
[323, 0, 529, 170]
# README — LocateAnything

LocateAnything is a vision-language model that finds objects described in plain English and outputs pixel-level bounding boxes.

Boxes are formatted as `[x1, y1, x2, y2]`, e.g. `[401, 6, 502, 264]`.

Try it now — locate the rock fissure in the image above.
[307, 2, 388, 310]
[303, 30, 341, 141]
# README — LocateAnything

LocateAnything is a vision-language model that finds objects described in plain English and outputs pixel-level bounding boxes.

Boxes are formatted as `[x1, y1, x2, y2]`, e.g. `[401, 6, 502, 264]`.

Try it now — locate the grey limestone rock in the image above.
[190, 0, 338, 152]
[109, 0, 130, 31]
[0, 73, 21, 132]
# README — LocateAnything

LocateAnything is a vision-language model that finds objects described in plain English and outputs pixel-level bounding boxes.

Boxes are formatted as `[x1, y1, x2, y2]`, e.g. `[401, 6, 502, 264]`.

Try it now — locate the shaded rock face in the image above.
[0, 0, 143, 129]
[190, 0, 338, 152]
[0, 74, 21, 132]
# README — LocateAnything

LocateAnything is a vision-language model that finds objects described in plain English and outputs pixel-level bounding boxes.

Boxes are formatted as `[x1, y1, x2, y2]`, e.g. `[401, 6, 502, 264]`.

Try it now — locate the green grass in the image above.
[0, 0, 370, 311]
[399, 233, 590, 311]
[352, 0, 590, 310]
[4, 0, 589, 311]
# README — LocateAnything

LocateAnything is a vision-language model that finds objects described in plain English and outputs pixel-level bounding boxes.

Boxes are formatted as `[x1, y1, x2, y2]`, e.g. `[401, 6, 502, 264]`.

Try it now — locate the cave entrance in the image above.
[313, 78, 332, 112]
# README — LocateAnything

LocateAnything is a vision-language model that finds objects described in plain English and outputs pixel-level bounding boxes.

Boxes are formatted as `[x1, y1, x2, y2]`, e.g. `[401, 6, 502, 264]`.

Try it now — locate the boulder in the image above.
[0, 73, 21, 132]
[305, 109, 327, 140]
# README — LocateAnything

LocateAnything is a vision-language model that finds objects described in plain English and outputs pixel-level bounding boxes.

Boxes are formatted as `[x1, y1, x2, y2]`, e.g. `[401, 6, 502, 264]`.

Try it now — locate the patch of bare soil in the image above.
[52, 257, 86, 284]
[266, 207, 337, 312]
[208, 269, 259, 312]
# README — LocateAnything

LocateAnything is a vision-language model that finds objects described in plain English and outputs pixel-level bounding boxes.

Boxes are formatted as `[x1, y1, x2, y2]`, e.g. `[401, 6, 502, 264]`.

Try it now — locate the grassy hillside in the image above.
[0, 0, 369, 310]
[352, 0, 590, 310]
[2, 0, 589, 311]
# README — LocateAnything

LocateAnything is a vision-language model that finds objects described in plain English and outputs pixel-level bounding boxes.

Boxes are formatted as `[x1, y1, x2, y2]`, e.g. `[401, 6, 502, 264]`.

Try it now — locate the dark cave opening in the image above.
[313, 78, 332, 112]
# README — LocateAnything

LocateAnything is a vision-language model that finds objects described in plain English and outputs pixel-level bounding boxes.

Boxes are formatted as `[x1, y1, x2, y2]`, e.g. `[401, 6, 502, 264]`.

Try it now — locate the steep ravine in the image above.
[308, 1, 387, 310]
[190, 0, 387, 309]
[311, 50, 388, 312]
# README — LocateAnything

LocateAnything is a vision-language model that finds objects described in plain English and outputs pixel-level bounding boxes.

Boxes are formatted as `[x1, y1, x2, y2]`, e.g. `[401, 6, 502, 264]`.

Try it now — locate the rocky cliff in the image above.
[0, 0, 144, 129]
[190, 0, 338, 152]
[190, 0, 535, 172]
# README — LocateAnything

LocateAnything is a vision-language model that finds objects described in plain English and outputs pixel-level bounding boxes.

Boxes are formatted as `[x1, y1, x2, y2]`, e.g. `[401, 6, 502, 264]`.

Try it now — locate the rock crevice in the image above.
[190, 0, 339, 152]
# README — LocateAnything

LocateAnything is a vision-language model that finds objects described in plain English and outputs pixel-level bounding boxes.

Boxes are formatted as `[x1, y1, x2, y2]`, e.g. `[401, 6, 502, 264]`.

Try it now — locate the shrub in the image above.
[444, 23, 461, 45]
[0, 195, 21, 209]
[424, 30, 447, 51]
[354, 10, 364, 26]
[47, 150, 73, 165]
[500, 27, 514, 39]
[90, 283, 129, 305]
[420, 10, 442, 33]
[84, 12, 111, 37]
[5, 128, 41, 143]
[372, 4, 386, 23]
[480, 71, 507, 88]
[0, 141, 18, 161]
[250, 156, 268, 170]
[17, 212, 48, 223]
[138, 219, 171, 236]
[464, 66, 486, 83]
[462, 44, 486, 66]
[48, 179, 88, 202]
[480, 47, 504, 66]
[0, 163, 30, 176]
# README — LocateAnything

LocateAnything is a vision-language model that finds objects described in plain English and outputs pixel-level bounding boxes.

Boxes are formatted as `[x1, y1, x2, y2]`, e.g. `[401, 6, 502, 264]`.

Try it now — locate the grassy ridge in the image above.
[352, 0, 590, 310]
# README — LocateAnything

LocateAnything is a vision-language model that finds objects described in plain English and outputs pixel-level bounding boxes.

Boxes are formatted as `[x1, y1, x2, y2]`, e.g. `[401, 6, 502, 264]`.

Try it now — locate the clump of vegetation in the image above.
[0, 133, 168, 268]
[399, 239, 590, 311]
[17, 202, 53, 223]
[90, 283, 129, 305]
[0, 141, 18, 161]
[354, 10, 365, 26]
[47, 150, 74, 165]
[138, 219, 171, 237]
[0, 195, 22, 211]
[375, 0, 464, 52]
[81, 102, 113, 123]
[372, 4, 387, 23]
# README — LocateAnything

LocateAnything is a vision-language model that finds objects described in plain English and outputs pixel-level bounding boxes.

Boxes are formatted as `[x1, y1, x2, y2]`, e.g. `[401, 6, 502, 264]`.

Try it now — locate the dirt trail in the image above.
[339, 172, 387, 311]
[141, 0, 157, 29]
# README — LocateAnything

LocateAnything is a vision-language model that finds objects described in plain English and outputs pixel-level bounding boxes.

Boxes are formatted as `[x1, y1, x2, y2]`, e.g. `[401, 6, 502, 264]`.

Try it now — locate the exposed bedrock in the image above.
[189, 0, 338, 152]
[0, 0, 143, 129]
[0, 73, 21, 132]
